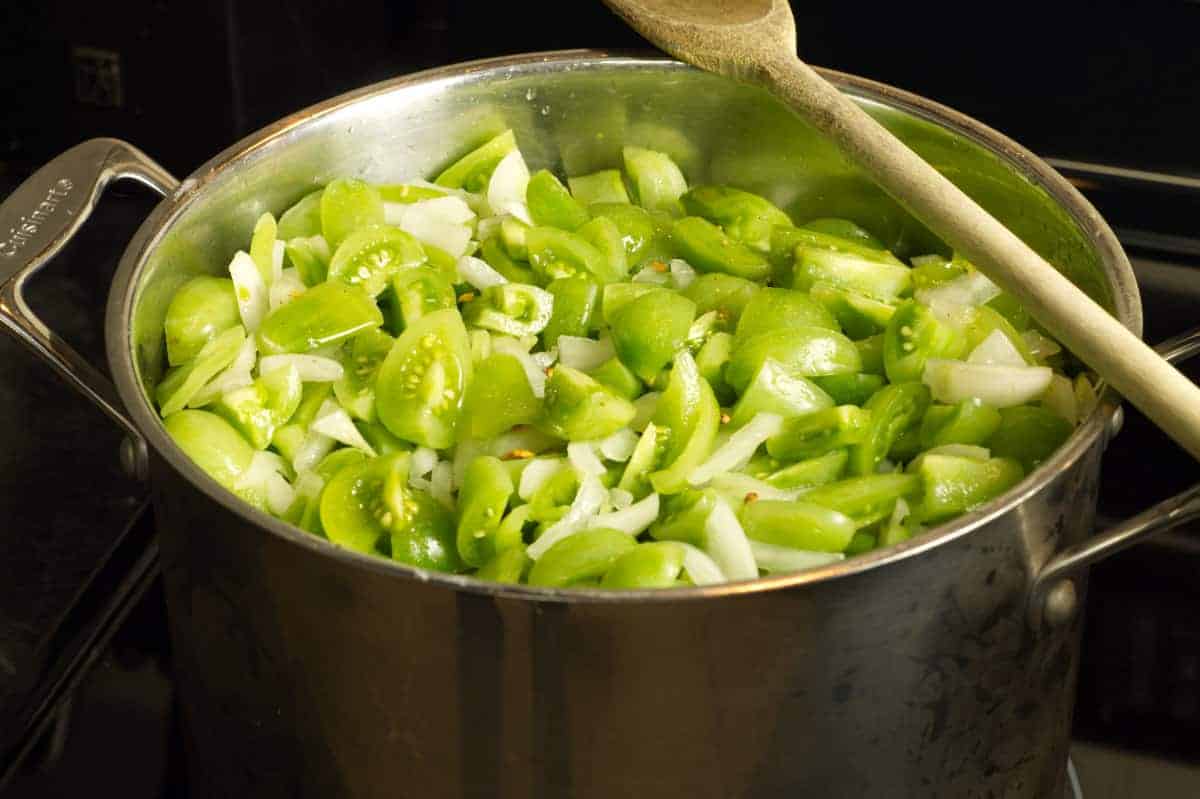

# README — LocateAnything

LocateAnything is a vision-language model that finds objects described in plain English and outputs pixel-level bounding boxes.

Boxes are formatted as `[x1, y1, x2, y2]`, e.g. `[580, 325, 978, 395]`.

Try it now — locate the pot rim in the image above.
[107, 49, 1137, 604]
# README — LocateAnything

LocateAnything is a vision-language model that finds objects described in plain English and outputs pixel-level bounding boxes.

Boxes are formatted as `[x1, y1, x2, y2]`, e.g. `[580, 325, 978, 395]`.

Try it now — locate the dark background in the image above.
[2, 1, 1200, 182]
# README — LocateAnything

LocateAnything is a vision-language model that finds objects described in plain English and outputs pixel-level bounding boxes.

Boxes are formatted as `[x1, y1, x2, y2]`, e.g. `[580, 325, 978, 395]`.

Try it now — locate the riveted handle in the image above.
[0, 138, 178, 440]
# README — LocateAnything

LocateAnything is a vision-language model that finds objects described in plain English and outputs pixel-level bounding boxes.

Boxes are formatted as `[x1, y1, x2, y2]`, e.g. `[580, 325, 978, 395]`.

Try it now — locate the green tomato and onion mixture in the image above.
[155, 130, 1096, 588]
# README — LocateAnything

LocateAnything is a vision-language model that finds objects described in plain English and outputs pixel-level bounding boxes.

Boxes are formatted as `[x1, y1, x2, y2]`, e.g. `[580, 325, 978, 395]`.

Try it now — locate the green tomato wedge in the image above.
[801, 473, 922, 528]
[599, 282, 662, 324]
[987, 405, 1074, 472]
[765, 405, 872, 461]
[622, 145, 688, 216]
[855, 334, 886, 376]
[385, 474, 462, 572]
[568, 169, 630, 206]
[808, 282, 896, 340]
[538, 365, 636, 442]
[800, 218, 885, 249]
[215, 362, 303, 449]
[680, 185, 791, 249]
[479, 237, 535, 284]
[163, 276, 241, 367]
[588, 202, 674, 266]
[847, 382, 932, 476]
[695, 331, 735, 404]
[543, 277, 599, 348]
[729, 358, 834, 428]
[459, 352, 541, 440]
[476, 545, 532, 584]
[792, 241, 911, 301]
[920, 399, 1003, 448]
[270, 382, 332, 462]
[740, 500, 857, 553]
[726, 326, 861, 393]
[609, 288, 696, 383]
[587, 357, 642, 401]
[257, 281, 383, 355]
[250, 212, 278, 285]
[910, 254, 967, 292]
[578, 216, 629, 281]
[163, 409, 255, 491]
[277, 189, 324, 239]
[527, 169, 590, 231]
[883, 301, 968, 384]
[812, 373, 886, 406]
[963, 306, 1038, 365]
[315, 448, 369, 482]
[385, 265, 456, 335]
[649, 351, 720, 494]
[528, 527, 636, 588]
[462, 283, 554, 337]
[327, 225, 425, 298]
[156, 325, 246, 417]
[456, 455, 517, 567]
[526, 226, 622, 284]
[601, 541, 686, 589]
[435, 129, 516, 192]
[333, 328, 396, 422]
[375, 308, 472, 449]
[355, 419, 413, 456]
[671, 216, 770, 281]
[682, 273, 759, 327]
[734, 287, 839, 342]
[765, 449, 849, 491]
[285, 236, 332, 286]
[649, 489, 720, 546]
[914, 454, 1024, 524]
[320, 178, 384, 250]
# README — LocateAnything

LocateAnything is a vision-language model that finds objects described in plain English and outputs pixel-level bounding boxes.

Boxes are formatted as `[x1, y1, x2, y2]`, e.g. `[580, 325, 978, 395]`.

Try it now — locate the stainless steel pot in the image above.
[4, 51, 1200, 798]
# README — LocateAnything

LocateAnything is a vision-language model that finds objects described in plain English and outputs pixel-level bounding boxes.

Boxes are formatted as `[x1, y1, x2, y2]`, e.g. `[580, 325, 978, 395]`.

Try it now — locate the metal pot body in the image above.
[100, 53, 1140, 798]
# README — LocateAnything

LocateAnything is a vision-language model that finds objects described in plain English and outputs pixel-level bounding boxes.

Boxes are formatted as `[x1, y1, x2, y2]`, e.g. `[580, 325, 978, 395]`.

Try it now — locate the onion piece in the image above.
[967, 329, 1027, 367]
[923, 359, 1053, 408]
[430, 461, 454, 509]
[925, 443, 991, 460]
[293, 470, 325, 500]
[916, 270, 1001, 319]
[557, 335, 615, 371]
[702, 500, 758, 581]
[709, 472, 802, 503]
[1075, 374, 1099, 419]
[589, 492, 660, 536]
[750, 541, 844, 574]
[598, 428, 639, 462]
[410, 447, 438, 480]
[531, 348, 558, 371]
[568, 441, 607, 477]
[229, 250, 268, 332]
[1041, 373, 1077, 424]
[631, 392, 660, 432]
[386, 196, 475, 257]
[609, 487, 634, 510]
[679, 544, 726, 586]
[688, 413, 784, 487]
[518, 457, 567, 501]
[292, 431, 336, 474]
[265, 471, 296, 516]
[270, 239, 286, 285]
[268, 267, 307, 312]
[631, 265, 671, 285]
[669, 258, 696, 289]
[258, 354, 344, 382]
[457, 255, 508, 290]
[492, 336, 546, 398]
[527, 474, 609, 560]
[486, 149, 533, 224]
[186, 368, 253, 408]
[310, 401, 377, 456]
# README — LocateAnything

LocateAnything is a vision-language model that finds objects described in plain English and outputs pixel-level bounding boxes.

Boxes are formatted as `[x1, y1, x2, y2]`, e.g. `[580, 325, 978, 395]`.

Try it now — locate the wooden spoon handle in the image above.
[760, 54, 1200, 460]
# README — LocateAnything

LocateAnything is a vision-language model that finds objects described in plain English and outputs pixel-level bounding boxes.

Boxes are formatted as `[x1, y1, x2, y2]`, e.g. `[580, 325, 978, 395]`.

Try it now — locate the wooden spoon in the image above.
[602, 0, 1200, 460]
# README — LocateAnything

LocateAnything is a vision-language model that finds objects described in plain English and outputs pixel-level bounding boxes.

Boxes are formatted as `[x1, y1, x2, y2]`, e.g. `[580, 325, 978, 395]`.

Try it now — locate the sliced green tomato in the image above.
[650, 489, 720, 545]
[766, 405, 871, 461]
[385, 265, 456, 335]
[320, 178, 385, 250]
[285, 236, 332, 286]
[848, 382, 931, 476]
[695, 331, 735, 404]
[156, 326, 247, 416]
[277, 189, 324, 239]
[538, 365, 636, 442]
[909, 254, 966, 292]
[333, 328, 395, 422]
[855, 334, 885, 376]
[215, 362, 303, 449]
[734, 288, 838, 343]
[588, 357, 642, 401]
[812, 373, 885, 406]
[987, 405, 1074, 473]
[984, 291, 1032, 331]
[623, 146, 688, 216]
[726, 326, 861, 393]
[543, 277, 600, 348]
[844, 531, 878, 555]
[528, 528, 636, 587]
[527, 169, 590, 230]
[649, 351, 720, 494]
[377, 183, 447, 203]
[599, 282, 661, 324]
[456, 455, 516, 567]
[375, 308, 472, 449]
[618, 423, 663, 499]
[528, 465, 578, 524]
[250, 213, 278, 285]
[435, 129, 516, 192]
[739, 500, 857, 553]
[327, 225, 425, 297]
[385, 473, 462, 572]
[462, 283, 554, 337]
[609, 288, 695, 382]
[801, 473, 922, 528]
[588, 202, 674, 266]
[920, 398, 1003, 448]
[270, 382, 333, 461]
[526, 226, 622, 284]
[808, 283, 896, 340]
[915, 454, 1024, 524]
[499, 217, 530, 260]
[682, 273, 759, 327]
[680, 185, 791, 249]
[730, 358, 834, 428]
[316, 448, 369, 482]
[568, 170, 630, 206]
[163, 276, 241, 367]
[257, 281, 383, 355]
[884, 301, 968, 384]
[792, 242, 911, 301]
[479, 237, 535, 284]
[765, 449, 849, 490]
[800, 218, 884, 249]
[578, 216, 629, 281]
[475, 545, 531, 584]
[164, 409, 255, 491]
[319, 456, 392, 554]
[601, 542, 686, 589]
[459, 352, 541, 440]
[355, 419, 412, 456]
[964, 306, 1037, 365]
[671, 216, 770, 281]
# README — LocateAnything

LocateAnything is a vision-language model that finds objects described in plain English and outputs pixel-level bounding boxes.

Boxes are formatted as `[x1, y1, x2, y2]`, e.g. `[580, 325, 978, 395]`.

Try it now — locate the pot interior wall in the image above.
[126, 55, 1125, 393]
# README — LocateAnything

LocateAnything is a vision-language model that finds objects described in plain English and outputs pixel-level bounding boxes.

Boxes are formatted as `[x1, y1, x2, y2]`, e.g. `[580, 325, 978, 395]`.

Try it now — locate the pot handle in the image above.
[0, 138, 178, 448]
[1029, 326, 1200, 630]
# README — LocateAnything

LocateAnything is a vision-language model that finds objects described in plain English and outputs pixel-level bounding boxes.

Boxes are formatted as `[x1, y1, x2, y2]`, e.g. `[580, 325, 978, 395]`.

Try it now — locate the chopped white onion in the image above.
[531, 348, 558, 370]
[568, 441, 607, 477]
[598, 428, 639, 462]
[518, 457, 566, 501]
[709, 472, 802, 502]
[391, 194, 476, 224]
[409, 476, 432, 492]
[292, 431, 336, 474]
[609, 487, 634, 510]
[310, 403, 377, 456]
[589, 492, 660, 537]
[669, 258, 696, 289]
[475, 215, 505, 241]
[702, 500, 758, 581]
[265, 471, 296, 516]
[229, 250, 268, 332]
[258, 354, 344, 382]
[187, 368, 253, 408]
[1023, 329, 1061, 360]
[386, 196, 475, 257]
[924, 444, 991, 460]
[469, 329, 492, 362]
[457, 254, 508, 290]
[750, 541, 844, 574]
[293, 470, 325, 499]
[410, 447, 438, 480]
[631, 265, 671, 285]
[689, 413, 784, 487]
[916, 270, 1001, 320]
[968, 329, 1027, 367]
[492, 336, 546, 397]
[527, 474, 609, 560]
[236, 450, 289, 502]
[923, 359, 1053, 408]
[268, 267, 307, 312]
[486, 149, 533, 224]
[270, 239, 286, 285]
[556, 335, 615, 371]
[679, 544, 726, 586]
[631, 392, 660, 432]
[1041, 373, 1077, 424]
[430, 462, 455, 509]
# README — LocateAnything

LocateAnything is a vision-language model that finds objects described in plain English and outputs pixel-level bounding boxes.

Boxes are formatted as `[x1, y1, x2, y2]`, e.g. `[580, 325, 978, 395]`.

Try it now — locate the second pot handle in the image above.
[1029, 326, 1200, 630]
[0, 138, 178, 443]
